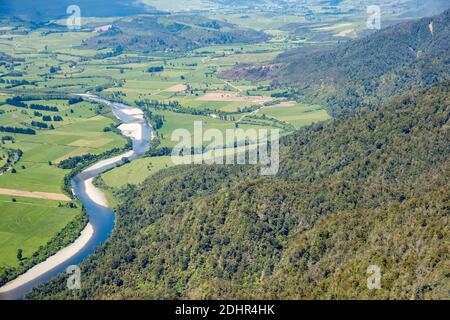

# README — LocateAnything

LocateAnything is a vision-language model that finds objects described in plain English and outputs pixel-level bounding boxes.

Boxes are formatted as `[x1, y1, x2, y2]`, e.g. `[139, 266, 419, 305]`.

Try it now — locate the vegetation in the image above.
[82, 15, 268, 53]
[0, 196, 87, 286]
[28, 82, 450, 299]
[1, 2, 448, 301]
[0, 126, 35, 135]
[227, 10, 450, 116]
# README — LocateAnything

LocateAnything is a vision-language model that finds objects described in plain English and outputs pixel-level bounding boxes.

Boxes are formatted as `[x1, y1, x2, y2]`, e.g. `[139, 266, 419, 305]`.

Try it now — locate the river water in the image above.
[0, 95, 152, 300]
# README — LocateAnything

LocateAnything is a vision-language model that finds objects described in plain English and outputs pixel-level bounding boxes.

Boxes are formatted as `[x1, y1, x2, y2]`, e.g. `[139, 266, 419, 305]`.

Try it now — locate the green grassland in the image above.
[259, 104, 331, 129]
[0, 195, 80, 269]
[101, 156, 174, 188]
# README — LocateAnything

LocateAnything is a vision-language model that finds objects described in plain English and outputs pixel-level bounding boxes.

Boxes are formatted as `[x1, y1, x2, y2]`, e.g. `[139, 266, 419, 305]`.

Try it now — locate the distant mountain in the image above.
[0, 0, 154, 20]
[81, 15, 269, 53]
[28, 80, 449, 300]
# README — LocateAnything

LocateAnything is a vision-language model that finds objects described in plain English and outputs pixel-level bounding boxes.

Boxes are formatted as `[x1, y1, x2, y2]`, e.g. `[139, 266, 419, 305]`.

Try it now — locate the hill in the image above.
[0, 0, 153, 20]
[223, 9, 450, 115]
[81, 15, 269, 53]
[28, 81, 449, 300]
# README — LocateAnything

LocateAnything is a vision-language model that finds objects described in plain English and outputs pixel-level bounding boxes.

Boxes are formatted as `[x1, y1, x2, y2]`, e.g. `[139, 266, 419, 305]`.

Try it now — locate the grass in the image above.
[0, 162, 66, 193]
[0, 102, 127, 193]
[101, 156, 174, 188]
[0, 195, 79, 269]
[259, 104, 331, 129]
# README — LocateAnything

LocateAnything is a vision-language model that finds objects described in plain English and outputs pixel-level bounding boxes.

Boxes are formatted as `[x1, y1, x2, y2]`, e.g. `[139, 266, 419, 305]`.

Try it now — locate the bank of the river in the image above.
[0, 94, 153, 300]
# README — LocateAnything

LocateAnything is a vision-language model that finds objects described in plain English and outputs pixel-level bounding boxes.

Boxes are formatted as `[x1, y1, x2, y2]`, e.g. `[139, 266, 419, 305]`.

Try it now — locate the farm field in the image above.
[258, 103, 331, 129]
[0, 195, 79, 269]
[101, 156, 174, 188]
[0, 97, 127, 193]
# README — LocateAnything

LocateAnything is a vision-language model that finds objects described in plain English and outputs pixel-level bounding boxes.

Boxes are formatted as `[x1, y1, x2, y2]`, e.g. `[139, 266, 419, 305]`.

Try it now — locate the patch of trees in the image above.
[58, 154, 98, 170]
[0, 79, 33, 88]
[6, 97, 59, 112]
[0, 148, 22, 174]
[42, 115, 63, 122]
[30, 104, 59, 112]
[135, 99, 231, 120]
[1, 136, 14, 143]
[31, 121, 51, 129]
[6, 97, 27, 107]
[49, 66, 61, 74]
[68, 97, 83, 105]
[147, 66, 164, 73]
[146, 147, 172, 157]
[0, 126, 35, 135]
[143, 109, 164, 130]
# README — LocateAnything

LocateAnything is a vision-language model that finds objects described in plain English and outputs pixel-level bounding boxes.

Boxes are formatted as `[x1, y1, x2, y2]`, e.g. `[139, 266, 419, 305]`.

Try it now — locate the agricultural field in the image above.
[0, 96, 127, 193]
[100, 156, 174, 188]
[257, 103, 331, 129]
[0, 195, 79, 269]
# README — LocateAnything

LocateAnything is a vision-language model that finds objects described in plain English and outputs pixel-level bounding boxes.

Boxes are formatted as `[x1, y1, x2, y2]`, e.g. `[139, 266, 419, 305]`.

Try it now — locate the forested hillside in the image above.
[224, 10, 450, 116]
[28, 81, 449, 300]
[82, 15, 268, 53]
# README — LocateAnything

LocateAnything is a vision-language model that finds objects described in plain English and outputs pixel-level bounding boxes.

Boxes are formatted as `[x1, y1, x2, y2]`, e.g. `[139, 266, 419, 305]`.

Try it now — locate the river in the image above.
[0, 95, 153, 300]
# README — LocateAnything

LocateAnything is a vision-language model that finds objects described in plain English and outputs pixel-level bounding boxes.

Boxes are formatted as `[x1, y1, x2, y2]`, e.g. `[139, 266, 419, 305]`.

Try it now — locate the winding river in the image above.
[0, 95, 153, 300]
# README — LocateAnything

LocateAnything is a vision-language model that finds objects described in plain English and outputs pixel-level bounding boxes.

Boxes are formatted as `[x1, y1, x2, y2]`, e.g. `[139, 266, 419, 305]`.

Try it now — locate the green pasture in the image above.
[0, 195, 79, 269]
[260, 104, 331, 129]
[101, 156, 174, 188]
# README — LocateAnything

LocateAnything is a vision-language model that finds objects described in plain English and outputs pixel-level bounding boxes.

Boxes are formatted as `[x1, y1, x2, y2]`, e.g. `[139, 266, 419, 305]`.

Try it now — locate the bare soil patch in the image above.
[165, 84, 188, 93]
[0, 188, 71, 201]
[197, 92, 272, 103]
[264, 101, 296, 109]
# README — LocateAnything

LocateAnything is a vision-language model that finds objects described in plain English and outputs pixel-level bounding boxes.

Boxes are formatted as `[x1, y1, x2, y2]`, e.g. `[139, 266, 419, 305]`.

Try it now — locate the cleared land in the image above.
[196, 92, 272, 103]
[0, 188, 70, 201]
[0, 195, 79, 269]
[164, 84, 188, 93]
